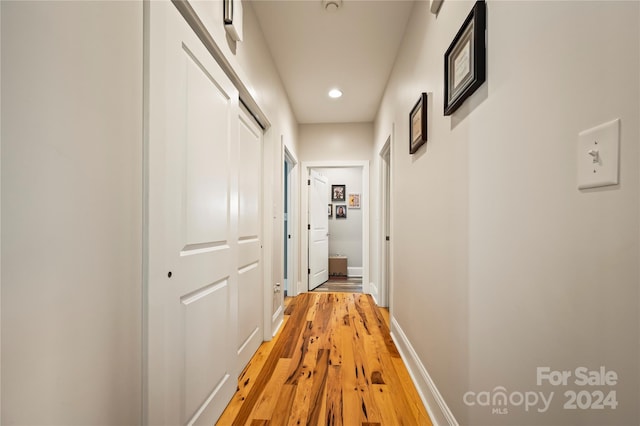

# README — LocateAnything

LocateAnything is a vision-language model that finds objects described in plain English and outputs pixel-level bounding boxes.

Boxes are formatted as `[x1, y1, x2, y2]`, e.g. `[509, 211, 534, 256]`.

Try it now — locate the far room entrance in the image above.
[302, 161, 369, 294]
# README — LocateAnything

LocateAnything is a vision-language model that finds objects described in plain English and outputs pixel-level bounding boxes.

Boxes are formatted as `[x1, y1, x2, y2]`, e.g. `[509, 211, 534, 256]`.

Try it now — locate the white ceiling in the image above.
[250, 0, 415, 124]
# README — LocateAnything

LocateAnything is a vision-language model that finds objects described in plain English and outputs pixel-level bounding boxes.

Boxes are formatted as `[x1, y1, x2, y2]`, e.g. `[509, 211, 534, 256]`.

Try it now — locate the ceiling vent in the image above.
[322, 0, 342, 12]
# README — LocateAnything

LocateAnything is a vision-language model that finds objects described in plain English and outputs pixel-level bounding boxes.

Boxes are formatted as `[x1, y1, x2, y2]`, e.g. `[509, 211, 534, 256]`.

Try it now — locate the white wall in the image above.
[374, 1, 639, 425]
[1, 2, 143, 424]
[299, 122, 373, 162]
[315, 167, 363, 269]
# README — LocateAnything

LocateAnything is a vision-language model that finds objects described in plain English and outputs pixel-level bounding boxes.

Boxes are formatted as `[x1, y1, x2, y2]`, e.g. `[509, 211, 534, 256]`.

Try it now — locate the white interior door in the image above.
[308, 170, 329, 290]
[147, 3, 239, 424]
[236, 108, 263, 370]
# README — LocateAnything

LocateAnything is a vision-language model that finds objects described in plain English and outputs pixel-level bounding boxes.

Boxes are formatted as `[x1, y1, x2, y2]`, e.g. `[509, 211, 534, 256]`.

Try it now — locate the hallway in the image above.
[217, 292, 431, 425]
[2, 0, 639, 424]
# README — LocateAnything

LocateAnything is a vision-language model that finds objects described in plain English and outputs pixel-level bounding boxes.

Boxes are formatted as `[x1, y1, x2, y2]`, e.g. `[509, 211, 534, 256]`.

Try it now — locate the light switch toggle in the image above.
[577, 118, 620, 189]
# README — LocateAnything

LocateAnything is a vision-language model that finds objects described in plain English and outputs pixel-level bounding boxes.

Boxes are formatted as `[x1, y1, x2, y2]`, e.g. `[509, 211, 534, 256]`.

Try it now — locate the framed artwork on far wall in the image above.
[410, 92, 428, 154]
[444, 0, 486, 116]
[335, 205, 347, 219]
[328, 204, 333, 218]
[348, 193, 360, 209]
[332, 184, 346, 201]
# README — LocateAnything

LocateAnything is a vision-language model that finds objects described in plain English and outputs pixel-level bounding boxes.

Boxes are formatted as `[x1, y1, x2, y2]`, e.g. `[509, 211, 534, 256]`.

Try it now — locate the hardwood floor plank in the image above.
[227, 295, 313, 425]
[306, 349, 330, 424]
[283, 296, 296, 315]
[249, 358, 292, 421]
[372, 384, 401, 426]
[267, 384, 296, 426]
[378, 307, 390, 327]
[339, 317, 364, 425]
[349, 300, 383, 424]
[324, 365, 343, 426]
[352, 294, 374, 336]
[216, 292, 432, 426]
[217, 316, 290, 424]
[310, 294, 335, 351]
[363, 334, 385, 386]
[391, 357, 434, 425]
[367, 296, 400, 358]
[327, 299, 343, 367]
[282, 298, 313, 359]
[285, 335, 318, 425]
[370, 329, 425, 425]
[284, 319, 313, 386]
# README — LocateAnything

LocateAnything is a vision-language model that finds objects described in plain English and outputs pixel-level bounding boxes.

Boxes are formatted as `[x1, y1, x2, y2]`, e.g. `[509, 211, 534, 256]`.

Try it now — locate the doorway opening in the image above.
[301, 161, 370, 294]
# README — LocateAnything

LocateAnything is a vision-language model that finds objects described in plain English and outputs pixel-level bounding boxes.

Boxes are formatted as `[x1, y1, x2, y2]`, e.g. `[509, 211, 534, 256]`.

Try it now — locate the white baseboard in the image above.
[272, 317, 283, 338]
[369, 281, 379, 305]
[390, 317, 459, 426]
[347, 267, 363, 277]
[271, 305, 284, 338]
[272, 304, 283, 322]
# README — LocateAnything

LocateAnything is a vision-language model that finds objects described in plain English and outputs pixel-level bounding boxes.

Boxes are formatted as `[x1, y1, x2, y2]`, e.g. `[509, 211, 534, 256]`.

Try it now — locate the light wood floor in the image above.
[314, 277, 363, 293]
[216, 292, 432, 425]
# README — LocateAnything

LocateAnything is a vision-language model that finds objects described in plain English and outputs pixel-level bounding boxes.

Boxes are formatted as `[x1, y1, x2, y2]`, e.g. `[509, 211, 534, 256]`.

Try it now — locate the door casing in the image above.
[377, 137, 392, 308]
[283, 147, 299, 297]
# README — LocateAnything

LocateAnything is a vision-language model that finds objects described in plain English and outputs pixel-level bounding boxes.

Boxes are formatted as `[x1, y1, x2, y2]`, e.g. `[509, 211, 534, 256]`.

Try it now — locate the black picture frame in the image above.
[335, 205, 347, 219]
[223, 0, 233, 24]
[444, 0, 486, 116]
[409, 93, 428, 154]
[328, 204, 333, 218]
[331, 185, 346, 201]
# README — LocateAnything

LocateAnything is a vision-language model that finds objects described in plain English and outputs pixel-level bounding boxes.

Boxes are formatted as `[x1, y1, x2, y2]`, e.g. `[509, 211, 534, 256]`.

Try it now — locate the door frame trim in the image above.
[377, 136, 392, 308]
[301, 161, 370, 294]
[283, 146, 299, 297]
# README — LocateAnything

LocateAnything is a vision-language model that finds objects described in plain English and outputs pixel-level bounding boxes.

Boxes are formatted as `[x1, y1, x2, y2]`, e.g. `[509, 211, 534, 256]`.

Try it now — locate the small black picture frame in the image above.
[410, 93, 428, 154]
[335, 205, 347, 219]
[328, 204, 333, 218]
[223, 0, 233, 24]
[444, 0, 486, 116]
[331, 185, 346, 202]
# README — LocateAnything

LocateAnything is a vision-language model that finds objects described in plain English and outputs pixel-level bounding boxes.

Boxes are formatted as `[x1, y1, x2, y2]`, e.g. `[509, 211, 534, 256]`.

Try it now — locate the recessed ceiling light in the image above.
[328, 88, 343, 98]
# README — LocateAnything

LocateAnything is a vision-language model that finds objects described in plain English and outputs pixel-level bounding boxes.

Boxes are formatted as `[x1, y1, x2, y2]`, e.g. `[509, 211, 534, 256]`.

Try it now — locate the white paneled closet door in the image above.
[146, 3, 240, 424]
[236, 108, 264, 370]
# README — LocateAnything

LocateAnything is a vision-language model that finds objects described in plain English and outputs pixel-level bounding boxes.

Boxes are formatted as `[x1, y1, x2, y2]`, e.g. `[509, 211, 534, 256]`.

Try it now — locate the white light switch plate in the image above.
[577, 118, 620, 189]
